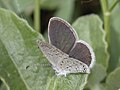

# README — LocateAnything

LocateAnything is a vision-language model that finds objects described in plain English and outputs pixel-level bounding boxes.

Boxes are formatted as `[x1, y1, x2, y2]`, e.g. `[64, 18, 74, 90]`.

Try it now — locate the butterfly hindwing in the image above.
[57, 57, 90, 74]
[69, 40, 95, 68]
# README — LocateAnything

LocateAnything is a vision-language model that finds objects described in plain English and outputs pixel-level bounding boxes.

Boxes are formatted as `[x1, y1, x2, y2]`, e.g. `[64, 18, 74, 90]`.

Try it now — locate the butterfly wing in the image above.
[69, 40, 95, 68]
[48, 17, 78, 54]
[37, 40, 68, 67]
[57, 57, 90, 74]
[37, 40, 90, 76]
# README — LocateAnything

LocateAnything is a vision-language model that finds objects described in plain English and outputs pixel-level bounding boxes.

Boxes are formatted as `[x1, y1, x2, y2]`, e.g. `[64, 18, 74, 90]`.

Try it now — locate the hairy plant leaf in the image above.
[72, 14, 108, 89]
[0, 8, 88, 90]
[106, 67, 120, 90]
[88, 64, 106, 88]
[0, 0, 34, 13]
[108, 2, 120, 72]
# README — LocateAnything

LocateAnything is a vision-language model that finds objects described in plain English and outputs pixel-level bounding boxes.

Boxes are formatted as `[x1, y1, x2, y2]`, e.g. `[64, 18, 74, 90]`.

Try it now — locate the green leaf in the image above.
[54, 0, 74, 21]
[12, 0, 34, 13]
[106, 67, 120, 90]
[0, 8, 45, 90]
[47, 75, 88, 90]
[85, 83, 107, 90]
[108, 2, 120, 71]
[0, 8, 88, 90]
[87, 64, 106, 88]
[0, 0, 34, 13]
[72, 14, 108, 89]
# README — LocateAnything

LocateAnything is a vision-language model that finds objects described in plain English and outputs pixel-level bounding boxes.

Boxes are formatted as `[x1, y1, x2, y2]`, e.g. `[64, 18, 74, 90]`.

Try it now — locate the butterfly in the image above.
[37, 17, 95, 76]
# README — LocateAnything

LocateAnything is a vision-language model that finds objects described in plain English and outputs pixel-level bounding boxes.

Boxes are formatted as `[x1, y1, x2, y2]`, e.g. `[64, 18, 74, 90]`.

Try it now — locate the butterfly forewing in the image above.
[48, 17, 78, 54]
[37, 40, 68, 67]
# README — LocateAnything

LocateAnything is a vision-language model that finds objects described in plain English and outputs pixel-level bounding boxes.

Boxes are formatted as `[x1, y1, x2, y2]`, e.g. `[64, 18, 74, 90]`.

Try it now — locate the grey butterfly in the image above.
[37, 17, 95, 76]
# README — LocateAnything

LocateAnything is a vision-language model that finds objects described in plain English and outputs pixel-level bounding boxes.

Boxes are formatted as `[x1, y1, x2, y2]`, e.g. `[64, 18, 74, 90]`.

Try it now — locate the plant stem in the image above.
[100, 0, 111, 47]
[34, 0, 40, 32]
[110, 0, 120, 12]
